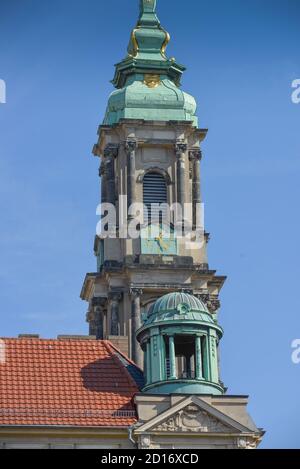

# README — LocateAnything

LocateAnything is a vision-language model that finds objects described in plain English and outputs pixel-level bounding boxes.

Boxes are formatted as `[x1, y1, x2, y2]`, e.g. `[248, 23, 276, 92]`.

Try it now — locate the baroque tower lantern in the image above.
[137, 292, 224, 395]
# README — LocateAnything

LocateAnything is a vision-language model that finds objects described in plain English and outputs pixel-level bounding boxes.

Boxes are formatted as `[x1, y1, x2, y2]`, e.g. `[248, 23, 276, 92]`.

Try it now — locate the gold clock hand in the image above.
[155, 237, 164, 251]
[155, 237, 168, 251]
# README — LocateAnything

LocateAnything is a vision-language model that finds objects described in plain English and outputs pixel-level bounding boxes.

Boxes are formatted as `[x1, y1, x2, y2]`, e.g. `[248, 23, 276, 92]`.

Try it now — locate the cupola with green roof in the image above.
[137, 292, 225, 396]
[103, 0, 198, 126]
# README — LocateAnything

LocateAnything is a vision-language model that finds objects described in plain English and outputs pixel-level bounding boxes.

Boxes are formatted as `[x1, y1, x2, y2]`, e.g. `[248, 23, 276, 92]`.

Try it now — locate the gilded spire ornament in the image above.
[127, 0, 170, 60]
[106, 0, 196, 125]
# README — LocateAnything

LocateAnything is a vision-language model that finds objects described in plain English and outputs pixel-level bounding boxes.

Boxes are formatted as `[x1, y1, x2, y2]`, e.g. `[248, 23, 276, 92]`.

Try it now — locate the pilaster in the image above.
[189, 148, 202, 229]
[104, 144, 119, 206]
[125, 140, 138, 220]
[175, 141, 188, 210]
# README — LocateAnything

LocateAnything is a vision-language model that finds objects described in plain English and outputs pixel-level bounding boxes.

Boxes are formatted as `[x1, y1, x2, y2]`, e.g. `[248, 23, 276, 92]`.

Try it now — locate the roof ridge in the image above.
[108, 341, 143, 372]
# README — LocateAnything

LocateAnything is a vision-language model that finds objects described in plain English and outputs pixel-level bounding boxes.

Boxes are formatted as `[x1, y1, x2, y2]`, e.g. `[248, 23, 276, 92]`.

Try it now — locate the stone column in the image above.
[125, 140, 138, 219]
[175, 142, 188, 208]
[104, 144, 119, 206]
[99, 161, 108, 237]
[189, 149, 202, 229]
[99, 161, 107, 205]
[195, 336, 203, 380]
[203, 335, 210, 381]
[146, 341, 151, 385]
[186, 354, 192, 379]
[94, 307, 104, 340]
[109, 293, 121, 336]
[131, 288, 143, 369]
[169, 336, 177, 380]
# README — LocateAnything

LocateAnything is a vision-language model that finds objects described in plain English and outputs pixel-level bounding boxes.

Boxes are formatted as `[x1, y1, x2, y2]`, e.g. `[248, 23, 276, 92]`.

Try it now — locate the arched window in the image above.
[143, 172, 167, 224]
[165, 335, 196, 380]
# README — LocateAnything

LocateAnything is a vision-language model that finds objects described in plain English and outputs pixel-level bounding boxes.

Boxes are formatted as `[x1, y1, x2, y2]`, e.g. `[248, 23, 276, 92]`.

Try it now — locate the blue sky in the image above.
[0, 0, 299, 448]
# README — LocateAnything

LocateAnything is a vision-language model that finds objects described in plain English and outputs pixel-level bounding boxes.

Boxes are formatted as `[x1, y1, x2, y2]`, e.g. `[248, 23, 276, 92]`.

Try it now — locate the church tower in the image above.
[81, 0, 225, 369]
[80, 0, 264, 449]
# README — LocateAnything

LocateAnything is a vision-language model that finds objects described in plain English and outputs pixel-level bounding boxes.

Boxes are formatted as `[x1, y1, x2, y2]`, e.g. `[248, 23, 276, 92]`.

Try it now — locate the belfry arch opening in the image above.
[143, 171, 168, 224]
[165, 335, 196, 380]
[164, 334, 210, 382]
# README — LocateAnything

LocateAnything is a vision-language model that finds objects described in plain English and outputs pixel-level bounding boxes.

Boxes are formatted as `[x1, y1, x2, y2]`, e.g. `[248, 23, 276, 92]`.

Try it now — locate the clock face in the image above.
[141, 224, 178, 256]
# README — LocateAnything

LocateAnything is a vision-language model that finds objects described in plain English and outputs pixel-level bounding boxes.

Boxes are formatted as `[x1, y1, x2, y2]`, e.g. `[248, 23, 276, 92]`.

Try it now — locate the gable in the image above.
[136, 396, 253, 435]
[154, 404, 234, 433]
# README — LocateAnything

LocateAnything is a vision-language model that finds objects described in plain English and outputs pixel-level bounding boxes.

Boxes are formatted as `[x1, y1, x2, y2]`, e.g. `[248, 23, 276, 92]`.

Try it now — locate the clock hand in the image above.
[160, 240, 169, 250]
[155, 237, 164, 251]
[155, 237, 168, 251]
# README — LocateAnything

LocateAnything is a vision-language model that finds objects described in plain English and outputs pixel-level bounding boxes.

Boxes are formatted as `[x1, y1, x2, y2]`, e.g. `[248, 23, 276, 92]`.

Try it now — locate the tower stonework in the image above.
[80, 0, 264, 449]
[80, 0, 224, 365]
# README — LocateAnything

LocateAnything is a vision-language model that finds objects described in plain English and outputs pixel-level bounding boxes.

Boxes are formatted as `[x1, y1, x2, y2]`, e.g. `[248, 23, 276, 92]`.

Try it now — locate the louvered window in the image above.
[143, 172, 168, 224]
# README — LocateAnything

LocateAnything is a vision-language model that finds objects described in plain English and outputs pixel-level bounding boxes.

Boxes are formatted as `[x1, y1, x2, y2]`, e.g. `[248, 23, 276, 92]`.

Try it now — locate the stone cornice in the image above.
[80, 273, 98, 301]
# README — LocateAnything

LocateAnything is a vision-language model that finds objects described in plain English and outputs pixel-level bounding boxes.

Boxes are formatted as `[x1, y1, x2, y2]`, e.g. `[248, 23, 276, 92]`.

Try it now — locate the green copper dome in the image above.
[151, 292, 209, 314]
[143, 292, 214, 327]
[137, 291, 224, 396]
[103, 75, 197, 126]
[103, 0, 198, 126]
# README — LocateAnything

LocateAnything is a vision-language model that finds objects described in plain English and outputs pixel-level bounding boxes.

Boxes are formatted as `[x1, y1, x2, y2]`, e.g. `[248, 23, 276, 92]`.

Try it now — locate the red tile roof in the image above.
[0, 338, 140, 427]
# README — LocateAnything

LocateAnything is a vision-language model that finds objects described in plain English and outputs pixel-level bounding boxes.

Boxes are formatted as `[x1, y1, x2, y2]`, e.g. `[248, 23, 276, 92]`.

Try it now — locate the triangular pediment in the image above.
[136, 396, 253, 435]
[153, 406, 233, 433]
